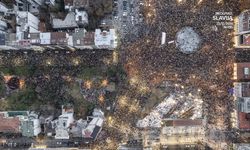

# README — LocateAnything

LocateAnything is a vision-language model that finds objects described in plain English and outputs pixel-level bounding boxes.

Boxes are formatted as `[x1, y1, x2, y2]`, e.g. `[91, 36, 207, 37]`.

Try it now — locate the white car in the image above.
[131, 16, 135, 25]
[123, 12, 127, 16]
[56, 142, 62, 145]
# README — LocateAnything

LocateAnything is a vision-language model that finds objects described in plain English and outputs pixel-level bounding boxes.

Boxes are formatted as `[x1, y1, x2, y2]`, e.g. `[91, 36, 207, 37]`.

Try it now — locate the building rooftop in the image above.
[73, 28, 86, 46]
[73, 0, 89, 8]
[29, 33, 40, 39]
[238, 98, 250, 113]
[90, 125, 101, 139]
[52, 12, 78, 29]
[6, 111, 29, 117]
[173, 119, 203, 126]
[233, 63, 250, 81]
[16, 11, 40, 33]
[0, 113, 21, 133]
[51, 32, 68, 45]
[94, 29, 117, 49]
[29, 33, 40, 44]
[234, 82, 250, 97]
[0, 33, 5, 45]
[164, 119, 203, 127]
[21, 118, 41, 137]
[84, 32, 95, 45]
[82, 117, 103, 140]
[64, 0, 89, 9]
[58, 113, 74, 129]
[55, 106, 74, 139]
[81, 109, 104, 141]
[6, 33, 16, 42]
[238, 10, 250, 33]
[242, 34, 250, 45]
[0, 2, 9, 13]
[64, 0, 73, 10]
[0, 20, 7, 33]
[70, 119, 88, 137]
[40, 32, 51, 45]
[234, 144, 250, 150]
[92, 108, 104, 118]
[75, 9, 88, 25]
[238, 112, 250, 129]
[64, 0, 73, 6]
[39, 22, 46, 32]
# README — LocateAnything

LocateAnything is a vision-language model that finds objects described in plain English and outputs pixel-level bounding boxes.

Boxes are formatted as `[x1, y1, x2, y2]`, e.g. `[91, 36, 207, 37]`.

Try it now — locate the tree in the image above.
[7, 88, 37, 110]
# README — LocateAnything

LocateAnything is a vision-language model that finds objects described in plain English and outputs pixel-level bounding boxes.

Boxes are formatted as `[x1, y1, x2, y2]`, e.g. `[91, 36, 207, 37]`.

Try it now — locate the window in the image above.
[244, 67, 249, 75]
[248, 20, 250, 30]
[247, 101, 250, 111]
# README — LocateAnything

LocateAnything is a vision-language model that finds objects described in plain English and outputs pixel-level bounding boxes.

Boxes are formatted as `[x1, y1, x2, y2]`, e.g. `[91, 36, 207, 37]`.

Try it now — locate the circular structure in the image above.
[176, 27, 201, 54]
[7, 77, 20, 90]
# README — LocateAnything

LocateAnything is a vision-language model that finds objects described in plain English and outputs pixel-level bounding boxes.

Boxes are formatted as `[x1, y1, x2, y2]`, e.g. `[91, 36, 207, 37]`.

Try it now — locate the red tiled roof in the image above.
[238, 112, 250, 129]
[50, 32, 68, 45]
[173, 119, 202, 126]
[0, 113, 20, 133]
[83, 32, 95, 45]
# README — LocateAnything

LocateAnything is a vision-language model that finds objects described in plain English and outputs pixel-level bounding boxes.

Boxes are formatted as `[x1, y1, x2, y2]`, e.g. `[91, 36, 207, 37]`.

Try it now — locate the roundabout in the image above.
[176, 27, 201, 54]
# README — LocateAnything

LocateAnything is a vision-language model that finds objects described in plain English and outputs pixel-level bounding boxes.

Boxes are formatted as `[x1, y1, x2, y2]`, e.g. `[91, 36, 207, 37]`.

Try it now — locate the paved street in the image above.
[112, 0, 142, 38]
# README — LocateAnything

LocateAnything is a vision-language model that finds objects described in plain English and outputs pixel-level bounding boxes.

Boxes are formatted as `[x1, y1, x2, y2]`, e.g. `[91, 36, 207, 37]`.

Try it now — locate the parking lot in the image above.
[112, 0, 143, 38]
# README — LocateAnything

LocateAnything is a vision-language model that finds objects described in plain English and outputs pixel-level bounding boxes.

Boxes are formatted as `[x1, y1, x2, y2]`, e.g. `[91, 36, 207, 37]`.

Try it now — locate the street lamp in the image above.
[46, 60, 51, 65]
[101, 79, 108, 87]
[85, 80, 92, 89]
[72, 58, 79, 65]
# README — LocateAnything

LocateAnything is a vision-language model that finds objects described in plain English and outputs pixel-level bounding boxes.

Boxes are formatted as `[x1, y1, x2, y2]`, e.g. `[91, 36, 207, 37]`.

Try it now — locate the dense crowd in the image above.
[0, 0, 243, 149]
[0, 49, 112, 68]
[116, 0, 239, 148]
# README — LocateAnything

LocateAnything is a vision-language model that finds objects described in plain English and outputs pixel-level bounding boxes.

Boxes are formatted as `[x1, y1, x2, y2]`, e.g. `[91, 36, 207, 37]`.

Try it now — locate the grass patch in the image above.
[67, 82, 82, 101]
[78, 67, 104, 80]
[0, 66, 35, 76]
[0, 79, 6, 97]
[6, 88, 37, 110]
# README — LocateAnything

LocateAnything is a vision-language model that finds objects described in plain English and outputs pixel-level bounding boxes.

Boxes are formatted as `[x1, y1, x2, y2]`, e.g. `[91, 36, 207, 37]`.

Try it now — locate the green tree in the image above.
[7, 88, 37, 110]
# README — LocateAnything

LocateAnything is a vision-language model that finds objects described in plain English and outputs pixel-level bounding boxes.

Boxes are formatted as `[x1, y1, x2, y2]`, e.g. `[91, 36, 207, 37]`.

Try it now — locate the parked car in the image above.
[113, 11, 118, 19]
[131, 16, 135, 25]
[122, 0, 128, 11]
[123, 0, 128, 16]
